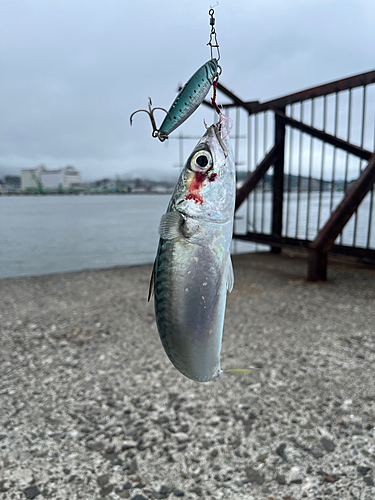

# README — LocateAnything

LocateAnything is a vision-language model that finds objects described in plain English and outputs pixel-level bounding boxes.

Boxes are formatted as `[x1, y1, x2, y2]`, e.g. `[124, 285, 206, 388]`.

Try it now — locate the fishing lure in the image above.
[130, 58, 219, 141]
[158, 58, 219, 139]
[130, 8, 222, 141]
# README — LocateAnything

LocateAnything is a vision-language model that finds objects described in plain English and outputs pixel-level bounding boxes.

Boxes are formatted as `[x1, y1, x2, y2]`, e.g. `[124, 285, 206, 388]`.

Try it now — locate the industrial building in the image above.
[21, 165, 81, 191]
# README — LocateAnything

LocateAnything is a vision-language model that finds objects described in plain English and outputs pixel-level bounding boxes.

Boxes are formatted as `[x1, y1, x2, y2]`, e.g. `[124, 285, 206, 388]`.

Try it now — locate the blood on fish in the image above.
[193, 171, 206, 186]
[186, 170, 217, 204]
[186, 193, 203, 204]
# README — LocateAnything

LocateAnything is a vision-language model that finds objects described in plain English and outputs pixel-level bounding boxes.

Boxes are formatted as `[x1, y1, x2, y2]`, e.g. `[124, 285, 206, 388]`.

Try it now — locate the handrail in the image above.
[211, 70, 375, 280]
[217, 69, 375, 113]
[275, 111, 373, 160]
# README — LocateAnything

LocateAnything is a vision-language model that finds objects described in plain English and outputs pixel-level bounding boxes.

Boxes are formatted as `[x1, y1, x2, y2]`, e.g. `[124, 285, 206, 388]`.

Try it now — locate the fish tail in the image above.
[223, 368, 255, 376]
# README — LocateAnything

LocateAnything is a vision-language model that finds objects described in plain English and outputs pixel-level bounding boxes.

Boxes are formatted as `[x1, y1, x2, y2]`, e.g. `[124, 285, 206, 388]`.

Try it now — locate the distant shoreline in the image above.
[0, 191, 172, 196]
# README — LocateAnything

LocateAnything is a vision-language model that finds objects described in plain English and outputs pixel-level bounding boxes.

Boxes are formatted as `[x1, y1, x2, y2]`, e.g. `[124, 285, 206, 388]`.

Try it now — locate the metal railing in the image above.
[209, 70, 375, 280]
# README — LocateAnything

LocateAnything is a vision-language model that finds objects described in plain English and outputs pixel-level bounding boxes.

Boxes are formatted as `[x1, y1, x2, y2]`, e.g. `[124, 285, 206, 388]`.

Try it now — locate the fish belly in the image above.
[154, 237, 228, 382]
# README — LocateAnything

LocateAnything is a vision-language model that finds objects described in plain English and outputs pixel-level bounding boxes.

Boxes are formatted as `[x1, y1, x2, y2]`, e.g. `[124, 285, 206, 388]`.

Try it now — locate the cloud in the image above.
[1, 0, 375, 180]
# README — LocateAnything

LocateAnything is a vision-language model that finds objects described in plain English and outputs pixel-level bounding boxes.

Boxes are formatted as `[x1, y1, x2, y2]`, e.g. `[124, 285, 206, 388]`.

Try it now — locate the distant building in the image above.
[5, 175, 21, 188]
[21, 165, 44, 190]
[0, 175, 21, 193]
[21, 165, 81, 191]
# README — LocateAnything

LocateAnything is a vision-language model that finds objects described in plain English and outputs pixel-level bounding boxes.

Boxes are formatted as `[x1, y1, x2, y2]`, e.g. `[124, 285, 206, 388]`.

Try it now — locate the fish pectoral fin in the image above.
[225, 253, 234, 292]
[158, 211, 185, 240]
[148, 260, 156, 302]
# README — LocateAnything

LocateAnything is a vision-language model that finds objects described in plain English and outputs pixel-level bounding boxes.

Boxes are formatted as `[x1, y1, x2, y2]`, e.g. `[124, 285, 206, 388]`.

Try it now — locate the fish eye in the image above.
[190, 150, 212, 172]
[197, 155, 208, 167]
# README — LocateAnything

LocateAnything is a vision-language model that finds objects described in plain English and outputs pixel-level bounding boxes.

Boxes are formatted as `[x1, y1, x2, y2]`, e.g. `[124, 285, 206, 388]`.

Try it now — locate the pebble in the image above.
[23, 486, 40, 499]
[180, 423, 190, 433]
[118, 492, 131, 499]
[128, 459, 138, 475]
[357, 466, 372, 476]
[175, 433, 190, 444]
[173, 490, 185, 497]
[122, 440, 137, 451]
[100, 484, 114, 496]
[160, 485, 171, 494]
[190, 486, 203, 497]
[245, 466, 265, 485]
[275, 475, 286, 485]
[97, 474, 110, 487]
[0, 481, 10, 493]
[309, 448, 324, 459]
[363, 476, 374, 486]
[276, 443, 287, 461]
[321, 438, 335, 452]
[86, 441, 104, 451]
[290, 478, 302, 484]
[202, 440, 212, 450]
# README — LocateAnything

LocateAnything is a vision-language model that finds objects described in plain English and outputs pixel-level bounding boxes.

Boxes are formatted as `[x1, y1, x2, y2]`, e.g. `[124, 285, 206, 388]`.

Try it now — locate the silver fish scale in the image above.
[154, 235, 226, 381]
[154, 239, 173, 348]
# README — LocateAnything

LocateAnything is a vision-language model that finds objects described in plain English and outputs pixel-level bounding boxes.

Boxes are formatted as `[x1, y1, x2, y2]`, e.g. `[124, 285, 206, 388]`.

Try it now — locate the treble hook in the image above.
[130, 98, 169, 142]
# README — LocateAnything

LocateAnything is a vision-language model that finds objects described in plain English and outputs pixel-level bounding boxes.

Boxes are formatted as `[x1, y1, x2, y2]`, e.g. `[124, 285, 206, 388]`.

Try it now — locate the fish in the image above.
[158, 59, 218, 140]
[149, 121, 236, 382]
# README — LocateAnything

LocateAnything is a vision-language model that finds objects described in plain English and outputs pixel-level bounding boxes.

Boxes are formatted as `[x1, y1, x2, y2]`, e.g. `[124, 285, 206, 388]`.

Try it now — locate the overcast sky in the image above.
[1, 0, 375, 181]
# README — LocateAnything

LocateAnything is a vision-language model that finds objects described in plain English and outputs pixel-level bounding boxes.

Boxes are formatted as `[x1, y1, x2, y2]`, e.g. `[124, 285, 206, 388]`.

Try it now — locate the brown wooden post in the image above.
[307, 249, 327, 281]
[308, 153, 375, 280]
[271, 107, 286, 254]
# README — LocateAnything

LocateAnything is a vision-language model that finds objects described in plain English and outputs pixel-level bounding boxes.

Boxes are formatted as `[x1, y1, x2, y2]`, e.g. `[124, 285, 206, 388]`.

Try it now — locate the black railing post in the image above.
[271, 107, 286, 254]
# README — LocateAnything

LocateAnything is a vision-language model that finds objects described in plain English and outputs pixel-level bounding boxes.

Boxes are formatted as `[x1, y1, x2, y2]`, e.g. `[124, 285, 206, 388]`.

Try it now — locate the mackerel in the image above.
[149, 122, 235, 382]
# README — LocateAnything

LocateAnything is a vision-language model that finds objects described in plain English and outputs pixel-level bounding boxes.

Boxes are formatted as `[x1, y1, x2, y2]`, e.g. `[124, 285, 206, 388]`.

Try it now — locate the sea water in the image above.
[0, 193, 374, 279]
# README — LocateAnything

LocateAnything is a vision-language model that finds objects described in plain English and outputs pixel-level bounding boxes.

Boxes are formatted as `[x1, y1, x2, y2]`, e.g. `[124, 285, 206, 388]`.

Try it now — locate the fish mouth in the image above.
[206, 124, 228, 157]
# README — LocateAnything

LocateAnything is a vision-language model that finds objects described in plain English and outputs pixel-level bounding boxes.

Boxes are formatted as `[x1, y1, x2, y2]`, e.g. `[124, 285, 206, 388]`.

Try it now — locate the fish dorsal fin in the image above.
[226, 253, 234, 292]
[158, 211, 185, 240]
[148, 260, 156, 302]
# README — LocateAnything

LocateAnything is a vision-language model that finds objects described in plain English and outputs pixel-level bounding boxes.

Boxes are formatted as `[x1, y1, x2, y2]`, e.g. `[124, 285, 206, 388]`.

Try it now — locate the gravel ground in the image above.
[1, 251, 375, 500]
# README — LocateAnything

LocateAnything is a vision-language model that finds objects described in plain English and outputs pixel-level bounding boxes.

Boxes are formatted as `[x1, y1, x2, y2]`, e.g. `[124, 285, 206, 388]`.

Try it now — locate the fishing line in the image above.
[207, 6, 231, 137]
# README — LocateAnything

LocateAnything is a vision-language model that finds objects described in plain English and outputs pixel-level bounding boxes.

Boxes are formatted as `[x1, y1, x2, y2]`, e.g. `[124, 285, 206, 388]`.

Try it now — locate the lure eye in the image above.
[190, 150, 213, 172]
